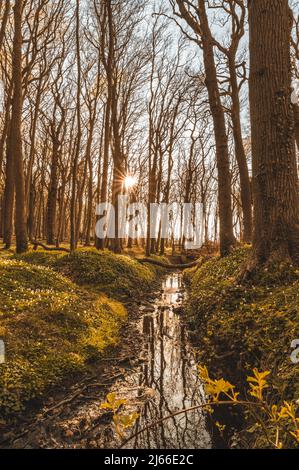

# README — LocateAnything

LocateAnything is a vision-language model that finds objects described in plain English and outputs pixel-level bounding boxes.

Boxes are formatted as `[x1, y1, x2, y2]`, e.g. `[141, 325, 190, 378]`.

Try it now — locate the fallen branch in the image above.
[138, 258, 201, 270]
[30, 241, 70, 253]
[120, 400, 263, 448]
[43, 373, 124, 415]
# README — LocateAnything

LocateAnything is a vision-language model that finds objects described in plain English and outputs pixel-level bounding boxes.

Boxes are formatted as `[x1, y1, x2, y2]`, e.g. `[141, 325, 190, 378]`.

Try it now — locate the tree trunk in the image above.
[25, 81, 42, 214]
[106, 0, 123, 254]
[96, 100, 110, 250]
[11, 0, 27, 253]
[27, 182, 35, 241]
[228, 56, 253, 243]
[0, 82, 12, 176]
[0, 0, 10, 52]
[3, 121, 14, 249]
[248, 0, 299, 266]
[199, 0, 235, 255]
[70, 0, 81, 252]
[293, 102, 299, 150]
[46, 133, 60, 245]
[85, 138, 94, 246]
[176, 0, 235, 256]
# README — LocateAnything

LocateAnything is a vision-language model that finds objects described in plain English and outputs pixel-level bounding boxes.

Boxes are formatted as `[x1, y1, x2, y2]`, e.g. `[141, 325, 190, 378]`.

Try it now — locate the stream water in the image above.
[113, 273, 212, 449]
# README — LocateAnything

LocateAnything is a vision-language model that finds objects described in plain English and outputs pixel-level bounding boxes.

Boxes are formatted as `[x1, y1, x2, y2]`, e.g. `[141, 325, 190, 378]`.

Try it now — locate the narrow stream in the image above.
[114, 273, 212, 449]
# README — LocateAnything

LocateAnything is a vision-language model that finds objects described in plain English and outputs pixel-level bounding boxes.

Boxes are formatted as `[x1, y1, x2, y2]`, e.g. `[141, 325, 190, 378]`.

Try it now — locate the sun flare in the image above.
[124, 175, 137, 190]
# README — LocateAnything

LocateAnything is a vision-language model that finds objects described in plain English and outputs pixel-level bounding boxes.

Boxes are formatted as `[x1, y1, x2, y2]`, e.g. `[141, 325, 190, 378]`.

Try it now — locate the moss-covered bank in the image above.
[0, 249, 166, 414]
[184, 248, 299, 447]
[17, 248, 166, 299]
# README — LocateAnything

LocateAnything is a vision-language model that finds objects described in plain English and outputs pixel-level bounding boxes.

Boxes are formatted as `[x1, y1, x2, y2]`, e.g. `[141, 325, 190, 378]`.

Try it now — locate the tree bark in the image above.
[10, 0, 28, 253]
[228, 56, 253, 243]
[106, 0, 123, 254]
[293, 102, 299, 150]
[0, 0, 10, 52]
[46, 130, 60, 245]
[3, 121, 14, 249]
[248, 0, 299, 266]
[70, 0, 81, 252]
[96, 100, 111, 250]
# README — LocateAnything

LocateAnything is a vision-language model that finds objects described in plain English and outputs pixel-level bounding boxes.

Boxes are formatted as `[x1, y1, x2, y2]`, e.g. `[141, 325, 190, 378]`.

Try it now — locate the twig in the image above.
[120, 400, 263, 448]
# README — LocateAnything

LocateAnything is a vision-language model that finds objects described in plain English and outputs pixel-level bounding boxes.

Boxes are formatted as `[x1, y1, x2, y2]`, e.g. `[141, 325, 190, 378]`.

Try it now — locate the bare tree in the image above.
[172, 0, 235, 256]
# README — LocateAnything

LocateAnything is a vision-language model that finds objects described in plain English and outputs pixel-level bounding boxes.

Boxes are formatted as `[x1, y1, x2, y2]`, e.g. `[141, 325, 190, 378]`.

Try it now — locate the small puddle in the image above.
[113, 273, 212, 449]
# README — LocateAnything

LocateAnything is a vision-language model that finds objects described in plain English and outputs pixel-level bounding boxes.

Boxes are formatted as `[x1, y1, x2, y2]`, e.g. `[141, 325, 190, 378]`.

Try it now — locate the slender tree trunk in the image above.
[146, 152, 158, 257]
[11, 0, 27, 253]
[25, 81, 42, 213]
[3, 120, 14, 248]
[0, 0, 10, 52]
[82, 103, 97, 246]
[293, 102, 299, 150]
[106, 0, 123, 254]
[85, 137, 94, 246]
[111, 154, 124, 254]
[75, 157, 88, 244]
[70, 0, 81, 252]
[198, 0, 235, 256]
[96, 0, 114, 251]
[248, 0, 299, 267]
[46, 133, 60, 245]
[96, 100, 111, 250]
[28, 183, 35, 240]
[228, 56, 253, 243]
[0, 83, 12, 176]
[176, 0, 235, 256]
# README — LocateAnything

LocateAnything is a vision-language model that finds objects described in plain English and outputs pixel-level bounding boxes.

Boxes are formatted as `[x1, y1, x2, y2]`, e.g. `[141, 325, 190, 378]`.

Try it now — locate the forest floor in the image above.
[0, 246, 298, 449]
[0, 247, 168, 448]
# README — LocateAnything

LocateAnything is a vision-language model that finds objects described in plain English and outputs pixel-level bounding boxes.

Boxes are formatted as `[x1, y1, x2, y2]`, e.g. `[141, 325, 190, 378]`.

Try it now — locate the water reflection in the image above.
[126, 273, 212, 449]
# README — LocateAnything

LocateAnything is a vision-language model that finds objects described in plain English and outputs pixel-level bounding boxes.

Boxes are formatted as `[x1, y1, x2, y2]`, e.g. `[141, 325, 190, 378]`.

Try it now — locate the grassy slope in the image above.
[0, 249, 165, 414]
[184, 248, 299, 443]
[17, 248, 165, 299]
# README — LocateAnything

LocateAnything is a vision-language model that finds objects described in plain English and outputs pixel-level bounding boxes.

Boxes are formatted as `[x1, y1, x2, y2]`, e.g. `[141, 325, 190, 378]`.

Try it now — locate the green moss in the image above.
[16, 250, 65, 267]
[17, 248, 163, 299]
[185, 248, 299, 436]
[0, 248, 166, 414]
[0, 259, 127, 414]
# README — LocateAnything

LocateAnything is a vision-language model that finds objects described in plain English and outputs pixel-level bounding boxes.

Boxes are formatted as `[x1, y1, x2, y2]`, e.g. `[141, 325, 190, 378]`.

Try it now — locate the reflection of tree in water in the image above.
[130, 274, 212, 449]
